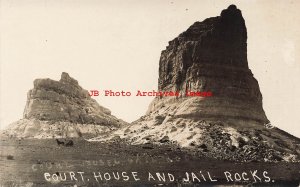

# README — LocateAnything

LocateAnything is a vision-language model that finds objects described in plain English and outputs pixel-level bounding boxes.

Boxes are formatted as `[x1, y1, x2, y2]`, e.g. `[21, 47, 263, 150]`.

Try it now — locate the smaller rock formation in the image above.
[24, 72, 115, 125]
[3, 72, 128, 138]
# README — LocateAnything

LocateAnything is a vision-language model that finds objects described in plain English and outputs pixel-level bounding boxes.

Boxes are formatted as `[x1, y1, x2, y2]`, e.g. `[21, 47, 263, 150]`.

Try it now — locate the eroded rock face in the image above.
[24, 72, 121, 126]
[97, 5, 300, 162]
[159, 5, 248, 91]
[149, 4, 268, 123]
[2, 72, 128, 139]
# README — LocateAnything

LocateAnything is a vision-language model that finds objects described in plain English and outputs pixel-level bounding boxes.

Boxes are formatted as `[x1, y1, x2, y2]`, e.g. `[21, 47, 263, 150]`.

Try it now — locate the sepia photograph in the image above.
[0, 0, 300, 186]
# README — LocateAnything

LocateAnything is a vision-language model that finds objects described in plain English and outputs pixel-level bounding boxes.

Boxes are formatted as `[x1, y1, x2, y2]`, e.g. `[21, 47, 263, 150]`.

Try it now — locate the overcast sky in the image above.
[1, 0, 300, 138]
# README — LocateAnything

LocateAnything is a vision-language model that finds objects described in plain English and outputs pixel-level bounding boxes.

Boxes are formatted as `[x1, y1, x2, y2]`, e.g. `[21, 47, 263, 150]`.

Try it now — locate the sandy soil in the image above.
[0, 137, 299, 187]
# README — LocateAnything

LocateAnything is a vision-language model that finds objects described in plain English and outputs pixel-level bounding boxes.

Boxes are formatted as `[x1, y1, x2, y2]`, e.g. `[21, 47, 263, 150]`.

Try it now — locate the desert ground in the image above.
[0, 137, 299, 187]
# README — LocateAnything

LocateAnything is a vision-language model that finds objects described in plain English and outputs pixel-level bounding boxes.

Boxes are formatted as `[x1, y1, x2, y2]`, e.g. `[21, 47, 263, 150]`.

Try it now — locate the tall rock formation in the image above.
[99, 5, 300, 162]
[3, 72, 127, 138]
[148, 4, 267, 124]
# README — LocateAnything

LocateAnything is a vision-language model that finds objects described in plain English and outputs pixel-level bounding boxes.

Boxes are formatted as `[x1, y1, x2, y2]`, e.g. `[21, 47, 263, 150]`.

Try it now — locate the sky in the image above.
[1, 0, 300, 138]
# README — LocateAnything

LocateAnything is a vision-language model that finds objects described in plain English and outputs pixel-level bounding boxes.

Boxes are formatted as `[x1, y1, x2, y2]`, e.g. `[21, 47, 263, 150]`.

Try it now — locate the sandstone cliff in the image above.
[96, 5, 300, 162]
[3, 72, 128, 138]
[148, 4, 268, 123]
